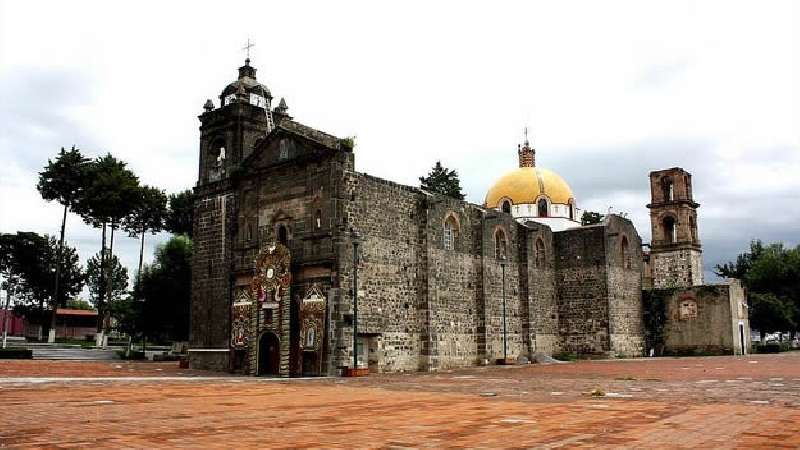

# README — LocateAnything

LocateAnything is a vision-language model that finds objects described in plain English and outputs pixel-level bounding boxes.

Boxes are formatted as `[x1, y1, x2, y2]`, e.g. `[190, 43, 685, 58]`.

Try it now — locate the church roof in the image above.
[277, 120, 345, 151]
[485, 167, 574, 207]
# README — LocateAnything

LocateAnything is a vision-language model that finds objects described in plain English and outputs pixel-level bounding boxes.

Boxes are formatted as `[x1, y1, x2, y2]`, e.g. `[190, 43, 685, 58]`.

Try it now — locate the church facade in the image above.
[188, 60, 743, 376]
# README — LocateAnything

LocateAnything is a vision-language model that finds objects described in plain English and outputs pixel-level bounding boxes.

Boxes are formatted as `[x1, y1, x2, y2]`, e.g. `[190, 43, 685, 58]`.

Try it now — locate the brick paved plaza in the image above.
[2, 354, 800, 448]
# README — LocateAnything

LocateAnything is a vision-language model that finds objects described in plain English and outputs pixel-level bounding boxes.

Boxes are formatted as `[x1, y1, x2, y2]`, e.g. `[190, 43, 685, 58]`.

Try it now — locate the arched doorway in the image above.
[257, 332, 280, 376]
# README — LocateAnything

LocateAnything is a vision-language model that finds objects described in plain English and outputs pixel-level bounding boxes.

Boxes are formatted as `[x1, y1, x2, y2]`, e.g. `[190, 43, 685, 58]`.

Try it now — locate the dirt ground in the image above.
[1, 353, 799, 448]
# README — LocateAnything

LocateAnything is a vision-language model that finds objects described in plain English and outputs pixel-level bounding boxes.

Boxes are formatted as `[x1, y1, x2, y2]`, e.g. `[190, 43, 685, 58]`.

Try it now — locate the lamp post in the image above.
[352, 230, 361, 371]
[500, 255, 508, 363]
[2, 274, 13, 350]
[47, 266, 56, 343]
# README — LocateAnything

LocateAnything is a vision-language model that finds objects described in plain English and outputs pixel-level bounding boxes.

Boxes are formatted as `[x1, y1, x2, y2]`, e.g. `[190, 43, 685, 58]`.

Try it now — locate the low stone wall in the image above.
[643, 280, 749, 356]
[188, 349, 230, 371]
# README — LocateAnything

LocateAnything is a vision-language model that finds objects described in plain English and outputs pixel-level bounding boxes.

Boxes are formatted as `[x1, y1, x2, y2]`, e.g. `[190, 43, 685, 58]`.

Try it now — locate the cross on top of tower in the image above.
[242, 38, 255, 62]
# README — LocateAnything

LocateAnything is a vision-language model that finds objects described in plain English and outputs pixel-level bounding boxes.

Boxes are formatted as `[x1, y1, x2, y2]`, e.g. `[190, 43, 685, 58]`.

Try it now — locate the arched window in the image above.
[535, 238, 546, 268]
[501, 200, 511, 214]
[621, 235, 631, 269]
[495, 228, 507, 260]
[277, 224, 288, 246]
[443, 216, 457, 250]
[206, 138, 226, 180]
[568, 202, 575, 221]
[537, 199, 548, 217]
[663, 216, 677, 244]
[689, 216, 696, 242]
[662, 177, 674, 201]
[315, 209, 322, 229]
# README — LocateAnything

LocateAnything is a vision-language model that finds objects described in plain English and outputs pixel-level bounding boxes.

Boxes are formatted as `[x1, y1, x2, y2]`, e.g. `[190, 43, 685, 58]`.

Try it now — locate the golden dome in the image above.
[485, 167, 574, 207]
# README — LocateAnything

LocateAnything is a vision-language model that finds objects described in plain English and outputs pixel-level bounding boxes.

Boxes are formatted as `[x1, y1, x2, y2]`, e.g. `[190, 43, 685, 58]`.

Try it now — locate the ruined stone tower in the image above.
[646, 167, 703, 288]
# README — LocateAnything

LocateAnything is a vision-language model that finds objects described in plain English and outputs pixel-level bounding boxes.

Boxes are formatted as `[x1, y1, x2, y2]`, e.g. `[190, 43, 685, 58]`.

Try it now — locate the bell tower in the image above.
[646, 167, 703, 287]
[197, 58, 275, 185]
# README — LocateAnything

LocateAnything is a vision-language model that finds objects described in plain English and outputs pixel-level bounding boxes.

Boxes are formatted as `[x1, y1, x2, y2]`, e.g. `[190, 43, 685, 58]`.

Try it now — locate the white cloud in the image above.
[0, 0, 798, 286]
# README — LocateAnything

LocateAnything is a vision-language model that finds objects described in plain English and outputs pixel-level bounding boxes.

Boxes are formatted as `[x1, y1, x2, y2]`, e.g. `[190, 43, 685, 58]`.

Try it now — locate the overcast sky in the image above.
[1, 0, 798, 292]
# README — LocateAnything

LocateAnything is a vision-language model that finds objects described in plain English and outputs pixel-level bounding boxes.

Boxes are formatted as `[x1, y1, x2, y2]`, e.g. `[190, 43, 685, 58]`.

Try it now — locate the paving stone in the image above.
[1, 354, 800, 447]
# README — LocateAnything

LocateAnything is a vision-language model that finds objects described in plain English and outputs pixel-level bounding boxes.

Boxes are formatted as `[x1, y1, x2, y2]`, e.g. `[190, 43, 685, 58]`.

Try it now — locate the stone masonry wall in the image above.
[604, 216, 645, 357]
[337, 173, 423, 373]
[553, 225, 610, 355]
[652, 249, 704, 288]
[525, 224, 559, 355]
[426, 199, 484, 369]
[190, 190, 235, 370]
[481, 214, 525, 362]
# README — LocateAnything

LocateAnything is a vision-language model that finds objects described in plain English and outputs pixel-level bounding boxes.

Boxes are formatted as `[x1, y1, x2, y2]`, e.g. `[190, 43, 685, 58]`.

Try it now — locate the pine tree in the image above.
[165, 189, 195, 237]
[123, 185, 168, 280]
[419, 161, 465, 200]
[37, 146, 91, 341]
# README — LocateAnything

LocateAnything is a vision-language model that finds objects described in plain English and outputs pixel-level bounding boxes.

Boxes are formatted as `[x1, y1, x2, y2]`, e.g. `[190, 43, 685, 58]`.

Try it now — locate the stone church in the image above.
[189, 59, 748, 376]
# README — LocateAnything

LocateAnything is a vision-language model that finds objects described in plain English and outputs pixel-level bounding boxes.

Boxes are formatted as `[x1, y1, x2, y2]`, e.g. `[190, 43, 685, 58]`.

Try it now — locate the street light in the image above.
[500, 254, 508, 363]
[351, 230, 361, 371]
[2, 273, 14, 350]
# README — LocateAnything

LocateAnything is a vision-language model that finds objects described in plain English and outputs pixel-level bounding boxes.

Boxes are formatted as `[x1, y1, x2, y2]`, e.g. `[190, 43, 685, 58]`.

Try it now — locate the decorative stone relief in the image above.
[679, 295, 698, 320]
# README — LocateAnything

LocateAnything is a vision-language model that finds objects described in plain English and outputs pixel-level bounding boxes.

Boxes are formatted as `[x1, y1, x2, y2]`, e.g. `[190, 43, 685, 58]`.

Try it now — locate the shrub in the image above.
[554, 351, 578, 362]
[0, 348, 33, 359]
[753, 343, 791, 354]
[116, 350, 146, 360]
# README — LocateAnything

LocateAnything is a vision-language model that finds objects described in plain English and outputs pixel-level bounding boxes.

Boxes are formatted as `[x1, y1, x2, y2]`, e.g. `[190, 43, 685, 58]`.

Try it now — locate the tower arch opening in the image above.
[662, 176, 674, 201]
[663, 216, 677, 244]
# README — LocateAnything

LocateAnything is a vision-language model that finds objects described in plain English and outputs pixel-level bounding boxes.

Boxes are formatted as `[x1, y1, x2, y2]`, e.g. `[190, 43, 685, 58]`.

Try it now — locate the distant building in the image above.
[0, 308, 97, 340]
[53, 308, 97, 340]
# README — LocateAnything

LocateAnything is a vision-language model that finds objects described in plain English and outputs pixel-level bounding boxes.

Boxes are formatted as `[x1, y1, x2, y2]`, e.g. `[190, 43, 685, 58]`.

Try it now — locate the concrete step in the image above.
[32, 348, 120, 360]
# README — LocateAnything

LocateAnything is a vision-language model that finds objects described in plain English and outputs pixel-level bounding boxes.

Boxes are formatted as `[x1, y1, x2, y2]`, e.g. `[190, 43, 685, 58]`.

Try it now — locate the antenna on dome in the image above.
[524, 126, 529, 147]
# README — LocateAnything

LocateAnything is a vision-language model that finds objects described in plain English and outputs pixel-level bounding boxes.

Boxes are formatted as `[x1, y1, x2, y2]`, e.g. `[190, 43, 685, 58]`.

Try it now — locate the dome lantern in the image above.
[518, 126, 535, 167]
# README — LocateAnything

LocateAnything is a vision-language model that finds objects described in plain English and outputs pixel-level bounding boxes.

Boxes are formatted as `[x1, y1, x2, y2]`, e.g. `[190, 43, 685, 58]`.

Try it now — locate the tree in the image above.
[716, 240, 800, 340]
[123, 185, 168, 279]
[86, 252, 128, 305]
[108, 296, 140, 338]
[419, 161, 465, 200]
[581, 211, 604, 226]
[0, 233, 84, 337]
[165, 189, 195, 237]
[77, 154, 140, 343]
[715, 240, 764, 280]
[748, 292, 795, 338]
[65, 298, 94, 310]
[133, 235, 192, 342]
[36, 146, 91, 341]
